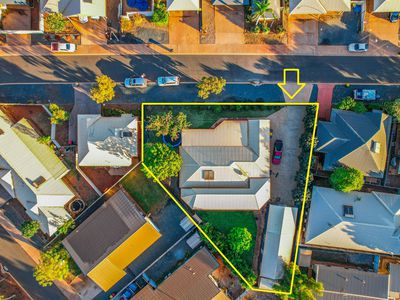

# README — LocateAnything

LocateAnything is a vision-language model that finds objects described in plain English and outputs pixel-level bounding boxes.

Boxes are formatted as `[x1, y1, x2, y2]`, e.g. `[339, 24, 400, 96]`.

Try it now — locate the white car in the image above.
[124, 77, 147, 88]
[157, 76, 180, 87]
[50, 42, 76, 52]
[348, 43, 368, 52]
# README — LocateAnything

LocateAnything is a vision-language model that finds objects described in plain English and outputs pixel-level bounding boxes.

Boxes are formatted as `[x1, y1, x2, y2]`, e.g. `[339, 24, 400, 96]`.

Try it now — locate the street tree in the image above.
[90, 75, 116, 104]
[197, 76, 226, 100]
[20, 220, 40, 238]
[329, 166, 364, 193]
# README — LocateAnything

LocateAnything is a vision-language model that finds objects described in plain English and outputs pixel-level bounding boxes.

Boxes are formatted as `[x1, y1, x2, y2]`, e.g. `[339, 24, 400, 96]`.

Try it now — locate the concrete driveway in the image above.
[268, 106, 305, 205]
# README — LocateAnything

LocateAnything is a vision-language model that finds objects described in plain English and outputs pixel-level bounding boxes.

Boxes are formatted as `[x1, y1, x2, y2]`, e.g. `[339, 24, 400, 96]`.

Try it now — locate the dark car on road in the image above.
[272, 140, 283, 165]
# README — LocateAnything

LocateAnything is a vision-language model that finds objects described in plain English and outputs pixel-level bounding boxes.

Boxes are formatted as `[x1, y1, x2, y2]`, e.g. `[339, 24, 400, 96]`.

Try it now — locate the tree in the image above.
[44, 13, 68, 33]
[56, 219, 75, 236]
[151, 0, 168, 25]
[143, 143, 182, 181]
[329, 166, 364, 193]
[383, 99, 400, 120]
[252, 0, 274, 25]
[49, 103, 69, 125]
[90, 75, 116, 104]
[200, 223, 226, 253]
[337, 97, 367, 113]
[227, 227, 252, 254]
[20, 220, 40, 238]
[197, 77, 226, 100]
[274, 263, 323, 300]
[34, 244, 71, 286]
[146, 111, 191, 141]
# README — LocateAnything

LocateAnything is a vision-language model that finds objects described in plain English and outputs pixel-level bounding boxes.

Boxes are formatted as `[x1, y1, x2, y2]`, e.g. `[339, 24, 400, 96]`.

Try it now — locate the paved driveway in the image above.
[268, 106, 305, 205]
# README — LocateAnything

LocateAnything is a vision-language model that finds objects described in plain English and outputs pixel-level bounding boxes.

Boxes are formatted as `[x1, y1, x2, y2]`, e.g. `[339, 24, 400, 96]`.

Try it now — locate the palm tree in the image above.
[252, 0, 274, 25]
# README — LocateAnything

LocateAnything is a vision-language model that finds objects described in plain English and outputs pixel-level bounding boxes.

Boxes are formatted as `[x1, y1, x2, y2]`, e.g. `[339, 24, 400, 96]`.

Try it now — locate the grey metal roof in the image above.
[315, 264, 389, 300]
[390, 263, 400, 293]
[62, 190, 145, 274]
[316, 109, 391, 178]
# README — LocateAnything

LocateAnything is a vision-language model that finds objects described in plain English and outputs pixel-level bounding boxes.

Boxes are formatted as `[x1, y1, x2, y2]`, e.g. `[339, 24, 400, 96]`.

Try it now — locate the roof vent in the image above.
[343, 205, 354, 218]
[120, 130, 133, 138]
[32, 176, 46, 188]
[202, 170, 214, 180]
[372, 141, 381, 153]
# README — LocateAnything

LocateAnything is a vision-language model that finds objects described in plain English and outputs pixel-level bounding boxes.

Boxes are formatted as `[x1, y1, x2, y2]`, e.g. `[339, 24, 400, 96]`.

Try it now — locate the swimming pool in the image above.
[126, 0, 148, 11]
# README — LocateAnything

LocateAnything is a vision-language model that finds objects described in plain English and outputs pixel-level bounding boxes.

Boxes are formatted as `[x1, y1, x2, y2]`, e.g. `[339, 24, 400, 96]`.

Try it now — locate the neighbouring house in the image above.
[166, 0, 200, 11]
[304, 186, 400, 255]
[62, 189, 161, 291]
[0, 110, 74, 235]
[77, 114, 138, 167]
[212, 0, 249, 6]
[179, 119, 271, 210]
[41, 0, 106, 17]
[289, 0, 351, 14]
[259, 205, 298, 289]
[316, 109, 391, 179]
[132, 248, 229, 300]
[373, 0, 400, 13]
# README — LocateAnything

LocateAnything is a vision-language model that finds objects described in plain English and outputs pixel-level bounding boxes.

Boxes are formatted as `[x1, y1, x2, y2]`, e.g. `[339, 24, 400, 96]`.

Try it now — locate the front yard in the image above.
[121, 165, 169, 214]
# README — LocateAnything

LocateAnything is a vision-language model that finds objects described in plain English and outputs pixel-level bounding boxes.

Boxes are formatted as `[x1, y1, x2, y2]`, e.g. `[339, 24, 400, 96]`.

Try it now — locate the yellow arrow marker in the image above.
[277, 68, 306, 100]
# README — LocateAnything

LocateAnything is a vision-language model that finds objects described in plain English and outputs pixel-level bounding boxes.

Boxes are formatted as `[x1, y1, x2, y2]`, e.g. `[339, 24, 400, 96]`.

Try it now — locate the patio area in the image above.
[169, 11, 200, 45]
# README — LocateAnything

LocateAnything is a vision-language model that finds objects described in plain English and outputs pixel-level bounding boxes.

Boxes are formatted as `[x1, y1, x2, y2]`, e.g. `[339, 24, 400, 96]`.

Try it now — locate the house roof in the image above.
[167, 0, 200, 11]
[259, 205, 298, 289]
[314, 264, 389, 300]
[62, 189, 161, 291]
[373, 0, 400, 12]
[305, 186, 400, 255]
[77, 114, 138, 167]
[316, 109, 391, 178]
[289, 0, 351, 14]
[0, 110, 74, 235]
[179, 119, 271, 210]
[212, 0, 249, 5]
[132, 248, 228, 300]
[58, 0, 106, 17]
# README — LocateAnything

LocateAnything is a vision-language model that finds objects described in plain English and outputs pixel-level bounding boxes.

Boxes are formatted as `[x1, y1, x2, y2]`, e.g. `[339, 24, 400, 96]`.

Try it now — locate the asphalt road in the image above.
[1, 55, 400, 84]
[0, 225, 66, 300]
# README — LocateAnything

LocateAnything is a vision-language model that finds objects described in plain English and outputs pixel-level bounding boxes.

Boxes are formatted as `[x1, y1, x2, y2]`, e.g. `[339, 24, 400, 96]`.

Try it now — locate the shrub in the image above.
[44, 13, 68, 33]
[90, 75, 116, 104]
[329, 166, 364, 193]
[20, 220, 40, 238]
[227, 227, 253, 254]
[56, 219, 75, 236]
[383, 99, 400, 120]
[37, 135, 52, 145]
[49, 103, 69, 124]
[337, 96, 367, 113]
[120, 17, 133, 33]
[197, 76, 227, 100]
[151, 0, 168, 26]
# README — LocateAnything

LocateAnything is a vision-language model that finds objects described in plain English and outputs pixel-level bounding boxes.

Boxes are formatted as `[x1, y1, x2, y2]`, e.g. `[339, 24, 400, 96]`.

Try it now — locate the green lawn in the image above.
[197, 211, 257, 265]
[121, 166, 169, 214]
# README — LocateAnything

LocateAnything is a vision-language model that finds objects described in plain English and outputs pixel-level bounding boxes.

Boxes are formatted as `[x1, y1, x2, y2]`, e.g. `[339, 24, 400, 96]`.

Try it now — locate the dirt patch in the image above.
[212, 256, 244, 299]
[200, 0, 215, 44]
[0, 267, 31, 300]
[80, 167, 126, 193]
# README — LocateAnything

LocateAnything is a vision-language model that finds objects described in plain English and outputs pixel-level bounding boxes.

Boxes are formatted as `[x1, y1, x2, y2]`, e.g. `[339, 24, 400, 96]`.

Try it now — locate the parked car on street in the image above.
[124, 77, 147, 88]
[157, 76, 180, 86]
[272, 140, 283, 165]
[50, 42, 76, 52]
[389, 12, 399, 23]
[348, 43, 368, 52]
[353, 89, 380, 101]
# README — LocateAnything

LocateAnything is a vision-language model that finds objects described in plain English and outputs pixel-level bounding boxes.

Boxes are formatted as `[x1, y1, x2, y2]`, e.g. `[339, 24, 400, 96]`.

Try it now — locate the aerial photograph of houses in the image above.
[0, 0, 400, 299]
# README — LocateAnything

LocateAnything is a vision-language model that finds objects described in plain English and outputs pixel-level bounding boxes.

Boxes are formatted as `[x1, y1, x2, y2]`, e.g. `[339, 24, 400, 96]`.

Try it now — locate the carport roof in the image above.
[167, 0, 200, 11]
[374, 0, 400, 12]
[212, 0, 249, 5]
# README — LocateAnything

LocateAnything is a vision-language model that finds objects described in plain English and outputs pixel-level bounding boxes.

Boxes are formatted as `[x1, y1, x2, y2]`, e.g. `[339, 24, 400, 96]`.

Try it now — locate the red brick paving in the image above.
[317, 84, 334, 121]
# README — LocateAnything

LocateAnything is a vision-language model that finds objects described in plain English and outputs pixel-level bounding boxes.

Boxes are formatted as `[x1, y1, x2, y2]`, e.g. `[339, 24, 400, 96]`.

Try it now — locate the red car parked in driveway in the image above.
[272, 140, 283, 165]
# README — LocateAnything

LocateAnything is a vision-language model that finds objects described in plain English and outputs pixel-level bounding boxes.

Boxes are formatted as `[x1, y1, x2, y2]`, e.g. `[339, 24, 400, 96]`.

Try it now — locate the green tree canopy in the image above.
[197, 76, 226, 99]
[143, 143, 182, 181]
[44, 13, 68, 33]
[151, 0, 168, 25]
[146, 111, 191, 141]
[337, 97, 367, 113]
[227, 227, 253, 254]
[274, 263, 323, 300]
[90, 75, 116, 104]
[329, 166, 364, 192]
[49, 103, 69, 125]
[383, 99, 400, 120]
[20, 220, 40, 238]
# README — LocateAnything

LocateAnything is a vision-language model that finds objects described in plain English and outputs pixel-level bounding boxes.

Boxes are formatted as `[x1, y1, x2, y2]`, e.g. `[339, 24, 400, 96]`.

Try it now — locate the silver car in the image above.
[124, 77, 147, 88]
[157, 76, 180, 87]
[348, 43, 368, 52]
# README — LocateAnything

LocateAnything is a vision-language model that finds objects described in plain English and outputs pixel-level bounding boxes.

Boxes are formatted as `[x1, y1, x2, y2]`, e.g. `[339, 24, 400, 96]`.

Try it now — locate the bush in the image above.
[383, 99, 400, 120]
[37, 135, 52, 145]
[44, 13, 68, 33]
[120, 17, 133, 33]
[151, 0, 168, 26]
[56, 219, 75, 236]
[329, 166, 364, 193]
[20, 220, 40, 238]
[227, 227, 252, 254]
[90, 75, 116, 104]
[197, 76, 227, 100]
[336, 96, 367, 113]
[49, 103, 69, 125]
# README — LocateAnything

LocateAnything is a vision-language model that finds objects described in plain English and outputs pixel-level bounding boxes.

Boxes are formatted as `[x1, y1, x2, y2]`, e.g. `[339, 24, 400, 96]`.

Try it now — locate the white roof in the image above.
[305, 186, 400, 255]
[289, 0, 351, 14]
[78, 114, 138, 167]
[167, 0, 200, 11]
[373, 0, 400, 12]
[180, 119, 270, 210]
[57, 0, 106, 17]
[0, 110, 74, 235]
[259, 205, 297, 289]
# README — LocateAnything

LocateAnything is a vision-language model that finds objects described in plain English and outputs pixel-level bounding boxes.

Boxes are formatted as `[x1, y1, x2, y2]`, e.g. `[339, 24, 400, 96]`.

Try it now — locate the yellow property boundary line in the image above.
[140, 102, 319, 294]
